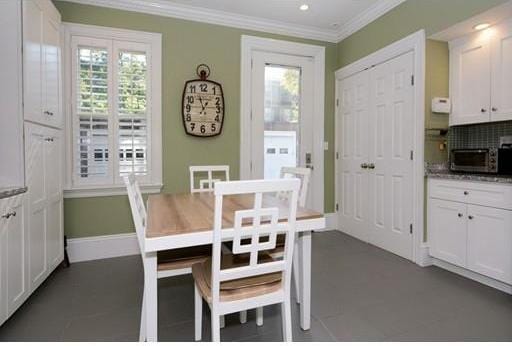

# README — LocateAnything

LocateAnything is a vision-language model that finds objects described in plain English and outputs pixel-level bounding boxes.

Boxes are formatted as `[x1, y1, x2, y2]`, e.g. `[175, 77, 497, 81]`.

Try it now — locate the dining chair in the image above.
[189, 165, 230, 193]
[192, 178, 301, 342]
[124, 174, 212, 341]
[267, 167, 311, 315]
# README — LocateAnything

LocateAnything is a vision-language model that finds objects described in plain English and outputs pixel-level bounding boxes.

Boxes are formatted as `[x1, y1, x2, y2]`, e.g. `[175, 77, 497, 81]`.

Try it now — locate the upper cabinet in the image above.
[0, 0, 24, 189]
[23, 0, 62, 129]
[450, 19, 512, 126]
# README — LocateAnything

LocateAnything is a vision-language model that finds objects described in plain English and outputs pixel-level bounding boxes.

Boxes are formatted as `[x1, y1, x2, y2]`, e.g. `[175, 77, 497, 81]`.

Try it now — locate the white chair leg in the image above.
[194, 284, 202, 341]
[139, 288, 146, 342]
[281, 298, 292, 342]
[239, 311, 247, 324]
[256, 307, 263, 326]
[293, 240, 301, 304]
[211, 311, 221, 342]
[220, 315, 225, 328]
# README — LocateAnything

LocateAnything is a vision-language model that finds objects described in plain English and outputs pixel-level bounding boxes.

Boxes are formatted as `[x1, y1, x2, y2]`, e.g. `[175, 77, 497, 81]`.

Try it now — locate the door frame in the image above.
[240, 35, 325, 213]
[334, 30, 427, 265]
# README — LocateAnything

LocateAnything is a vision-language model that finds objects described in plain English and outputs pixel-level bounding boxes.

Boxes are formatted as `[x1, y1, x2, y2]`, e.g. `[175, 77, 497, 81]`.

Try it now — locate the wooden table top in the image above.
[146, 192, 323, 238]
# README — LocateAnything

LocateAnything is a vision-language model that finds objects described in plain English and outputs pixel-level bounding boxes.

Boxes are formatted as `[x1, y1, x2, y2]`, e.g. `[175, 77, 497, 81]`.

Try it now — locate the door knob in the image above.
[305, 152, 313, 170]
[361, 163, 368, 169]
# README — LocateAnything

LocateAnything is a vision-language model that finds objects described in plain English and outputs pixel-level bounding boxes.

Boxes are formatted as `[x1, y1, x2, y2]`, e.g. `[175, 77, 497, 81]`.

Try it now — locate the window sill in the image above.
[64, 183, 163, 199]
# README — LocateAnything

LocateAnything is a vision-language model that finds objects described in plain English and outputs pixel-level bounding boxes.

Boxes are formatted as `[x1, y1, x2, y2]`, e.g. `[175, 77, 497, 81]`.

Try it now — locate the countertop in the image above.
[0, 187, 28, 200]
[425, 163, 512, 184]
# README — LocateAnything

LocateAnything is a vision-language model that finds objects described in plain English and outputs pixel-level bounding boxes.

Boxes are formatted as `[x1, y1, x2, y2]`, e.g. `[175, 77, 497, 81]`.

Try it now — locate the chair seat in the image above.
[192, 253, 282, 303]
[157, 245, 211, 271]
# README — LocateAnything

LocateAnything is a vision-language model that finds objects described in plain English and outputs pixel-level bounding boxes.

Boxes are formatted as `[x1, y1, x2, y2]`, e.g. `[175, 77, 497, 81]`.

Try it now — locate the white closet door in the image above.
[367, 51, 414, 260]
[42, 13, 62, 128]
[337, 70, 370, 241]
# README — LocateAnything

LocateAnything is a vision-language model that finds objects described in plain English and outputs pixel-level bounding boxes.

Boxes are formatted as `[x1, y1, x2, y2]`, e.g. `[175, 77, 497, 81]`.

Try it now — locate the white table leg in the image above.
[299, 231, 311, 330]
[144, 252, 158, 341]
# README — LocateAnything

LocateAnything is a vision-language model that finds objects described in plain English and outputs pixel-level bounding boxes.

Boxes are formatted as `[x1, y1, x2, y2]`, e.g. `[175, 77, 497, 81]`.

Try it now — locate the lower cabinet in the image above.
[429, 199, 467, 267]
[467, 205, 512, 284]
[25, 122, 63, 290]
[428, 178, 512, 285]
[0, 193, 29, 326]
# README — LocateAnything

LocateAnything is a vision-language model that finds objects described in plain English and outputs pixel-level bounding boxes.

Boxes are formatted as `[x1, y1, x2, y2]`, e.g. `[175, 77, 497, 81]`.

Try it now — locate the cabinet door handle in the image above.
[463, 191, 469, 195]
[458, 213, 463, 218]
[1, 213, 11, 219]
[492, 107, 498, 112]
[368, 163, 375, 169]
[468, 215, 474, 220]
[361, 163, 368, 169]
[481, 108, 487, 113]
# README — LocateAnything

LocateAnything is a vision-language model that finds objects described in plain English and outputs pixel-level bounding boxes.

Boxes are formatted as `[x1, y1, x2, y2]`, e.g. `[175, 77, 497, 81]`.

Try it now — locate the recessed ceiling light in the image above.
[473, 23, 491, 31]
[299, 4, 309, 11]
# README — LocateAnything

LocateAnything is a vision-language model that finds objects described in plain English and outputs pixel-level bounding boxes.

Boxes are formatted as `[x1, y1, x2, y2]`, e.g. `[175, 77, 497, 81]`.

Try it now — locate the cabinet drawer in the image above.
[429, 178, 512, 210]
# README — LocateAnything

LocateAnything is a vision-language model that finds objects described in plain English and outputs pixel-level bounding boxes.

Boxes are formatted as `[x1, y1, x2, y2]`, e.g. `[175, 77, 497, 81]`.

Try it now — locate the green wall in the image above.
[54, 1, 337, 238]
[337, 0, 507, 68]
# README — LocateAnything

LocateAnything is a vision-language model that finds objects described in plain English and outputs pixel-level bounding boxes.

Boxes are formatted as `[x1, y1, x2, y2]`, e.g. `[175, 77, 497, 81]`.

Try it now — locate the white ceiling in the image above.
[166, 0, 378, 31]
[64, 0, 406, 42]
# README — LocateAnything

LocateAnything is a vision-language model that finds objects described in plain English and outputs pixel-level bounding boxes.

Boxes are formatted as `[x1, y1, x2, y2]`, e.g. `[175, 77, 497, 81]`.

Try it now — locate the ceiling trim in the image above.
[60, 0, 406, 44]
[335, 0, 407, 42]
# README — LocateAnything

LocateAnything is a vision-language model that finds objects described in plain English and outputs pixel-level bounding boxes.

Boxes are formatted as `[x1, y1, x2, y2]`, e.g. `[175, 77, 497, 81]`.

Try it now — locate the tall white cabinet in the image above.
[450, 18, 512, 125]
[0, 0, 63, 326]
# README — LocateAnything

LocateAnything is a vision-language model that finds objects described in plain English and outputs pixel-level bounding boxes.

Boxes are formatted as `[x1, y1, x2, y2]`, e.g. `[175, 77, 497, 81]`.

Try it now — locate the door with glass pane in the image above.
[250, 51, 314, 206]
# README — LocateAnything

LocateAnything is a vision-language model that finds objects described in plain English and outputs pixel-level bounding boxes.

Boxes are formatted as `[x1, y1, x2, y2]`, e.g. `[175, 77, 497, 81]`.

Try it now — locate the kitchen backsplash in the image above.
[448, 120, 512, 149]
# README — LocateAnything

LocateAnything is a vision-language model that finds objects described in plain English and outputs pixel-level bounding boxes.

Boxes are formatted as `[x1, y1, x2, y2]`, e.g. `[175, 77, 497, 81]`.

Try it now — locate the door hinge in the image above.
[250, 161, 253, 171]
[410, 150, 414, 160]
[336, 98, 339, 107]
[251, 59, 253, 69]
[336, 152, 339, 160]
[409, 223, 413, 234]
[411, 75, 415, 86]
[335, 203, 339, 212]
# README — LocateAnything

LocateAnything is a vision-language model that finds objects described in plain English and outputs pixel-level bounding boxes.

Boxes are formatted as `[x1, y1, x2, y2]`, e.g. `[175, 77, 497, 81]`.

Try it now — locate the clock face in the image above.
[182, 79, 224, 137]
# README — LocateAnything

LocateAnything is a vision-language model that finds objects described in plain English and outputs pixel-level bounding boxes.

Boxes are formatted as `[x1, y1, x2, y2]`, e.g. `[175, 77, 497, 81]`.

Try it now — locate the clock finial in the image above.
[196, 64, 211, 80]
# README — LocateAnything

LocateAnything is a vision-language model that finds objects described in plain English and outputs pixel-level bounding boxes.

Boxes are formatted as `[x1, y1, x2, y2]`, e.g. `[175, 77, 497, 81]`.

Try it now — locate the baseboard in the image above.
[67, 232, 139, 263]
[432, 258, 512, 295]
[315, 212, 338, 232]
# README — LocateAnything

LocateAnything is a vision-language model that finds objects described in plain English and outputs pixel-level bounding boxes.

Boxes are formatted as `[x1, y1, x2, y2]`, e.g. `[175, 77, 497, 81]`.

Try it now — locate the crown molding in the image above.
[60, 0, 340, 42]
[335, 0, 407, 42]
[60, 0, 406, 44]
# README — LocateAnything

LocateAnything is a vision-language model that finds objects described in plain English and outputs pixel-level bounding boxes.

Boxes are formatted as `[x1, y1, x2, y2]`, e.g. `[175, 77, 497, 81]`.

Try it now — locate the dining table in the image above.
[142, 191, 326, 341]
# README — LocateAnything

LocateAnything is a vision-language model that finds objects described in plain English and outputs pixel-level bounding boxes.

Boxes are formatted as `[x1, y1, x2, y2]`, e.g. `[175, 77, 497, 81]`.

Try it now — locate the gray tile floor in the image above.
[1, 231, 511, 341]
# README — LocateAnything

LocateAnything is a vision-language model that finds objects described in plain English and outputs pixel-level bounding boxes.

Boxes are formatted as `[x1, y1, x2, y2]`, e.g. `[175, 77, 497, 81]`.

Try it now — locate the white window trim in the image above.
[62, 23, 162, 198]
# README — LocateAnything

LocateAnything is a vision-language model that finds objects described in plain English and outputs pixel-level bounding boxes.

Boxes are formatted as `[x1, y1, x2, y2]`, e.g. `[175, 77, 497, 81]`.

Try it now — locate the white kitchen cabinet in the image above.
[23, 0, 62, 129]
[0, 193, 29, 325]
[490, 20, 512, 122]
[449, 32, 491, 126]
[25, 123, 63, 290]
[428, 178, 512, 286]
[450, 18, 512, 125]
[429, 199, 467, 267]
[467, 205, 512, 284]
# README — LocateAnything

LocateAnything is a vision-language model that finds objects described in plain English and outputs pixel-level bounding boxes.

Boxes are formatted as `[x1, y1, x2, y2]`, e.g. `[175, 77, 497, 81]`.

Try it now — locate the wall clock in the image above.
[182, 64, 225, 137]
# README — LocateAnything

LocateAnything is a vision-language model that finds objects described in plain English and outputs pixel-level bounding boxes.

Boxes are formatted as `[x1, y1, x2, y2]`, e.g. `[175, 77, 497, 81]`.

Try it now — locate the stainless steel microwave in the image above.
[450, 148, 512, 174]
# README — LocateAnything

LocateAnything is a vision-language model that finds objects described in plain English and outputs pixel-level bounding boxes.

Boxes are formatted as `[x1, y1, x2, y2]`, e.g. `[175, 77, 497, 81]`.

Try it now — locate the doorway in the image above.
[240, 36, 325, 212]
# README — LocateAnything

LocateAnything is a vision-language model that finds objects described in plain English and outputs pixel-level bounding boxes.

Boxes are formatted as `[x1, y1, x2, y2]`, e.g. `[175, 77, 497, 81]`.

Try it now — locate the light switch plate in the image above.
[324, 141, 329, 150]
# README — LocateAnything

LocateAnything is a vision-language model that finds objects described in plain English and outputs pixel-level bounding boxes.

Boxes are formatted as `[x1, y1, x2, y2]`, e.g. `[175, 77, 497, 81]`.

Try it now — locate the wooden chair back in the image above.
[189, 165, 230, 193]
[279, 167, 311, 207]
[124, 174, 146, 253]
[210, 179, 300, 305]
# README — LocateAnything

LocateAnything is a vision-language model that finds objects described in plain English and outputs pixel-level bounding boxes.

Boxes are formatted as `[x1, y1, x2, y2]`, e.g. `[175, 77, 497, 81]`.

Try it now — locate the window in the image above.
[65, 25, 162, 197]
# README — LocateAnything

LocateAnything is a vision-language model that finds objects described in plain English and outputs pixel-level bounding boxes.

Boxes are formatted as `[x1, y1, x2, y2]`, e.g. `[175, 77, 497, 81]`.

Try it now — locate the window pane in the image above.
[118, 51, 148, 177]
[76, 47, 109, 179]
[263, 65, 301, 179]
